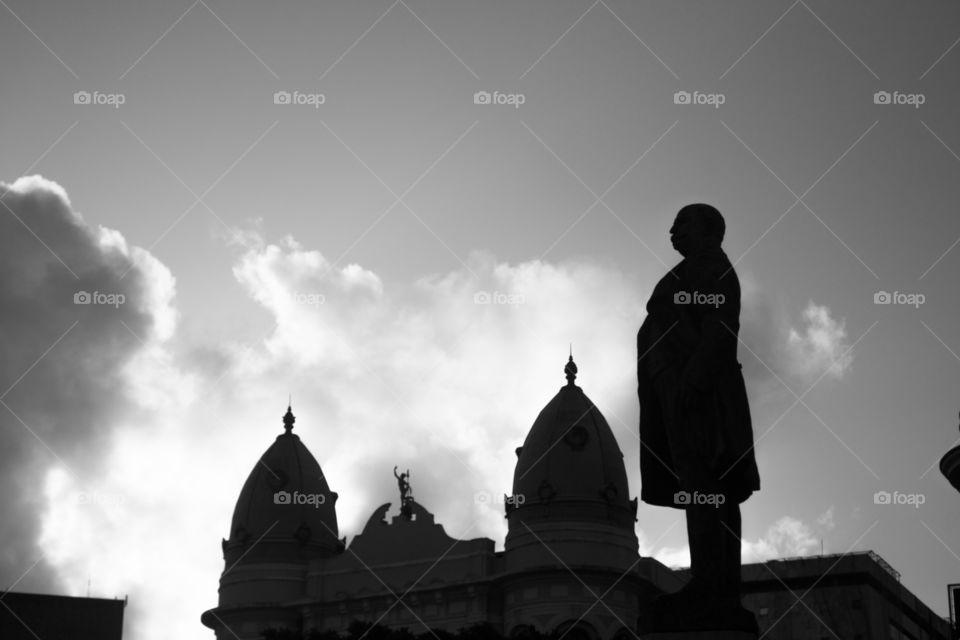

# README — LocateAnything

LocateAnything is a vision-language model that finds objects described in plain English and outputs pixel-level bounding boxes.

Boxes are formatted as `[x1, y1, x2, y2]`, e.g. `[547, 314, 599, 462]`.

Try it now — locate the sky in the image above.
[1, 1, 960, 639]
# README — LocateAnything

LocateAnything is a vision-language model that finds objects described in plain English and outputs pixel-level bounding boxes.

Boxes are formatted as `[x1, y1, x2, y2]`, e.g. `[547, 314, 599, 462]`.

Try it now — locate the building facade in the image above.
[202, 359, 950, 640]
[674, 552, 951, 639]
[202, 359, 680, 640]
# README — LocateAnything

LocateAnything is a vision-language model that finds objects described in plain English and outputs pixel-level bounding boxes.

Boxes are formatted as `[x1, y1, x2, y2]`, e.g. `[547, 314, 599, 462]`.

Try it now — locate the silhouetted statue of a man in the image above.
[637, 203, 760, 634]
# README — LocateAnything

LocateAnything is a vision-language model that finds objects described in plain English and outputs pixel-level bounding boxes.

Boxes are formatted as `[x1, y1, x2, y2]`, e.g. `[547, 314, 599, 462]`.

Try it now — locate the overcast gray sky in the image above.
[2, 2, 960, 639]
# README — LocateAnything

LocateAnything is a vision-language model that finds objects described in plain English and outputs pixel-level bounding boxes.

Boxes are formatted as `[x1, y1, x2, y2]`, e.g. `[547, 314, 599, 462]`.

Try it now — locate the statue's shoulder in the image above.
[686, 249, 735, 280]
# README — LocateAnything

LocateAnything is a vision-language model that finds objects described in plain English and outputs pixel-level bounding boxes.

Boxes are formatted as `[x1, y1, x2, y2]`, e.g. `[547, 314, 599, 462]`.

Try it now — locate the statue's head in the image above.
[670, 203, 725, 257]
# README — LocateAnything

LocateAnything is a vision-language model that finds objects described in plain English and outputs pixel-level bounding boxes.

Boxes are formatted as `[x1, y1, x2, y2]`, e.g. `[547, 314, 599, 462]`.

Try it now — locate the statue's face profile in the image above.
[669, 209, 705, 257]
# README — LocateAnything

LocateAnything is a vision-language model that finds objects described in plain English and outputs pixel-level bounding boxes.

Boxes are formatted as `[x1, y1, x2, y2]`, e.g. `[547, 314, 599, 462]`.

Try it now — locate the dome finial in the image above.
[565, 345, 577, 386]
[283, 398, 295, 433]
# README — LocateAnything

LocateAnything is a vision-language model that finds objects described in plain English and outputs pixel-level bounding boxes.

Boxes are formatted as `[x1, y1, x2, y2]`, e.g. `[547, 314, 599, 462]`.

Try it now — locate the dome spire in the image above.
[283, 399, 295, 433]
[565, 345, 577, 386]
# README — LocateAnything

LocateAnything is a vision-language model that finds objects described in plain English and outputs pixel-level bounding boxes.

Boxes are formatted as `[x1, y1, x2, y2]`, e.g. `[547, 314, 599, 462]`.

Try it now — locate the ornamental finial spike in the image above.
[283, 400, 295, 433]
[565, 347, 577, 386]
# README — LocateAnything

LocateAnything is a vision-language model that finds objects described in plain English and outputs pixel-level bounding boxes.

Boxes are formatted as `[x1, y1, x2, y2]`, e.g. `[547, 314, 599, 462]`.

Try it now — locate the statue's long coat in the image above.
[637, 246, 760, 508]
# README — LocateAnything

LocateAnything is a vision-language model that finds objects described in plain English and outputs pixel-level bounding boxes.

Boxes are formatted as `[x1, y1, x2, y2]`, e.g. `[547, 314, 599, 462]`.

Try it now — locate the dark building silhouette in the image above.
[676, 552, 951, 639]
[202, 360, 950, 640]
[949, 584, 960, 640]
[202, 360, 680, 639]
[939, 413, 960, 494]
[939, 415, 960, 640]
[0, 591, 125, 640]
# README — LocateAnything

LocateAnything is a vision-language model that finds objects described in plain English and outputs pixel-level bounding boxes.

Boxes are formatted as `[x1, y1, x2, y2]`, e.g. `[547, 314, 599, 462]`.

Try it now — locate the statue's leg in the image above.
[686, 502, 720, 594]
[719, 501, 742, 597]
[686, 503, 739, 592]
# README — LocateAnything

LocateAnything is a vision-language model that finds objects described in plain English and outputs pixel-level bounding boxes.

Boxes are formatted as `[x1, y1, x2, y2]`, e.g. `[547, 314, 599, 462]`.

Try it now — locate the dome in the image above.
[508, 356, 637, 530]
[222, 405, 342, 566]
[941, 412, 960, 493]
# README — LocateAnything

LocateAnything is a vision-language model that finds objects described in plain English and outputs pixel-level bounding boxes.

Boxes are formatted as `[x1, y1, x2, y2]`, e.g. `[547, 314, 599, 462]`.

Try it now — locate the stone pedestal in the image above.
[641, 632, 757, 640]
[637, 591, 759, 638]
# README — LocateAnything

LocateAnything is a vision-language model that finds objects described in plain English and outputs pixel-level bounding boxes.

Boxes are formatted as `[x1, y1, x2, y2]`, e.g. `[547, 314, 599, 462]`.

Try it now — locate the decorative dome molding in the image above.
[222, 405, 342, 566]
[508, 356, 637, 531]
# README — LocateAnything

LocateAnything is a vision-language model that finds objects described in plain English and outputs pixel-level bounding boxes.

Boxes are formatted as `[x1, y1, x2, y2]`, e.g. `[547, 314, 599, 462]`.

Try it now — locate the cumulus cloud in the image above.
[21, 192, 854, 640]
[741, 515, 820, 562]
[13, 191, 859, 640]
[37, 221, 652, 640]
[222, 234, 649, 537]
[0, 175, 176, 597]
[815, 505, 835, 530]
[651, 544, 691, 569]
[783, 302, 852, 382]
[649, 511, 831, 569]
[732, 271, 856, 392]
